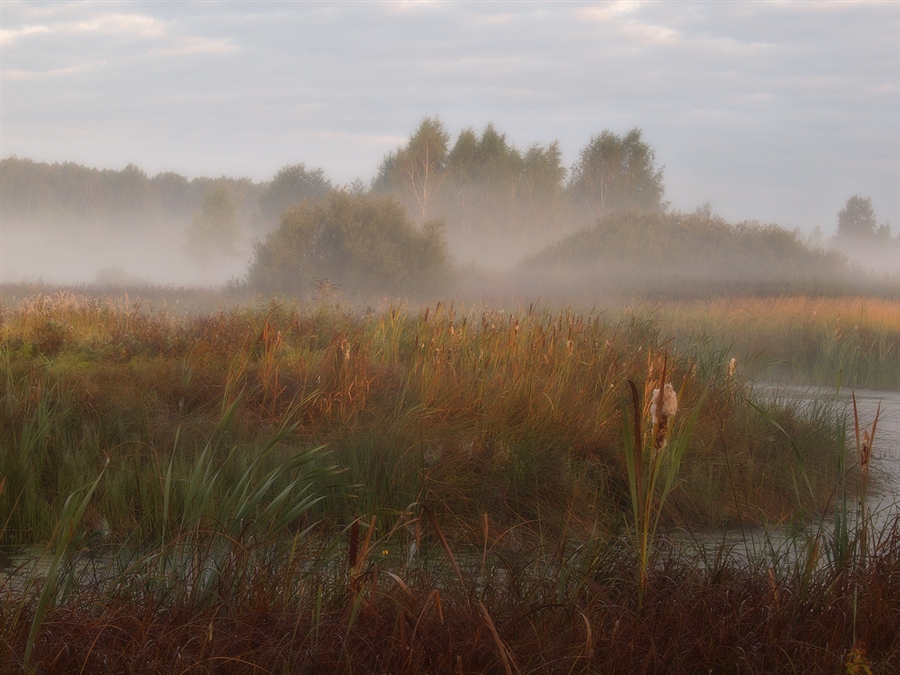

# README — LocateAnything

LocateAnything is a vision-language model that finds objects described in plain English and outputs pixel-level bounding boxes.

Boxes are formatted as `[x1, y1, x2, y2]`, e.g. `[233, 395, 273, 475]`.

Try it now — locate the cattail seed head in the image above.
[650, 383, 677, 450]
[650, 383, 678, 425]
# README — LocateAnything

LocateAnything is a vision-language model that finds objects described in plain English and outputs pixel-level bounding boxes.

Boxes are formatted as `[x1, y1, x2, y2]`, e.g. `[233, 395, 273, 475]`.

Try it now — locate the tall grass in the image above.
[4, 486, 898, 673]
[1, 290, 897, 672]
[0, 293, 849, 544]
[655, 296, 900, 389]
[622, 351, 705, 605]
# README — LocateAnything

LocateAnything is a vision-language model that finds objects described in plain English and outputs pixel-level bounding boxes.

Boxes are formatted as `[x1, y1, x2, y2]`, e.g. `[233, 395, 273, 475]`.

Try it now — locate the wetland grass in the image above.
[655, 296, 900, 389]
[1, 290, 897, 672]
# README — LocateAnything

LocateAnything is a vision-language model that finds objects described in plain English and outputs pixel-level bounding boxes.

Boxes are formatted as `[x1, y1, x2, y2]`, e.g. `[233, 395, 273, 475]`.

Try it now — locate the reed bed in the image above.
[655, 296, 900, 390]
[1, 290, 895, 672]
[0, 292, 847, 543]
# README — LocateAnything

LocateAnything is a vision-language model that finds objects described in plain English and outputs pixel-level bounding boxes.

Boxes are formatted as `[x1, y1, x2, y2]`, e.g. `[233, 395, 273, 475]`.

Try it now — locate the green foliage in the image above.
[257, 163, 332, 225]
[247, 190, 450, 296]
[0, 156, 263, 232]
[22, 465, 106, 669]
[523, 209, 856, 298]
[1, 294, 896, 674]
[837, 195, 879, 239]
[373, 116, 451, 222]
[518, 140, 568, 226]
[622, 363, 705, 605]
[374, 119, 573, 265]
[0, 293, 861, 546]
[184, 183, 242, 269]
[830, 195, 897, 276]
[442, 124, 568, 236]
[653, 297, 900, 391]
[568, 128, 666, 216]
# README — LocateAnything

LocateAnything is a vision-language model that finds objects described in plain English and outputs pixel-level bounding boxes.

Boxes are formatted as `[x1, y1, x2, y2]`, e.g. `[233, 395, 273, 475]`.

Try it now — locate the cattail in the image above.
[860, 429, 871, 475]
[650, 383, 678, 450]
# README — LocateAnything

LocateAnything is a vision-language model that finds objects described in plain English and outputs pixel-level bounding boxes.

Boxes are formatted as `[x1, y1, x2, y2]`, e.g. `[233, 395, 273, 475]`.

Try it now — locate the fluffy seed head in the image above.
[650, 383, 678, 451]
[650, 383, 678, 426]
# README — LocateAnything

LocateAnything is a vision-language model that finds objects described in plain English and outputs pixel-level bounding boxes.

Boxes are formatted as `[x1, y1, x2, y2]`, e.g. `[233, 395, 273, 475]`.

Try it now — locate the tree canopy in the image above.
[837, 195, 885, 239]
[521, 210, 852, 298]
[0, 156, 262, 231]
[567, 128, 665, 217]
[257, 163, 332, 225]
[373, 119, 575, 266]
[184, 183, 242, 270]
[247, 190, 450, 296]
[373, 116, 450, 223]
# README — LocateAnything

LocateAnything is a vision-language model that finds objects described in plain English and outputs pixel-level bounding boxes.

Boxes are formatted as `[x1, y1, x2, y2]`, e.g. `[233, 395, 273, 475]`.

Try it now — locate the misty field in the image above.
[1, 289, 899, 673]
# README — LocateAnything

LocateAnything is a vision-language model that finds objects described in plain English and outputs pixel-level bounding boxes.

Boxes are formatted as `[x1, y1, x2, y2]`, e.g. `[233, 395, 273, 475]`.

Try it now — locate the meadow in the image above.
[1, 287, 898, 673]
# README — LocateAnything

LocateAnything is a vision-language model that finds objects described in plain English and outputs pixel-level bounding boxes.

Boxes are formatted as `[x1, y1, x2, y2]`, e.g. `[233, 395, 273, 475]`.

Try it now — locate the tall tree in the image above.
[568, 128, 665, 218]
[837, 195, 879, 239]
[518, 141, 567, 230]
[258, 163, 332, 224]
[110, 163, 158, 226]
[373, 116, 450, 222]
[185, 183, 241, 270]
[443, 123, 526, 234]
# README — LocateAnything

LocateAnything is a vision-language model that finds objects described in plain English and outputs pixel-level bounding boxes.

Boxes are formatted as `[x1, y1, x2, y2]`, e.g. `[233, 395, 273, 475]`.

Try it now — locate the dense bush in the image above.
[519, 209, 868, 299]
[246, 190, 450, 297]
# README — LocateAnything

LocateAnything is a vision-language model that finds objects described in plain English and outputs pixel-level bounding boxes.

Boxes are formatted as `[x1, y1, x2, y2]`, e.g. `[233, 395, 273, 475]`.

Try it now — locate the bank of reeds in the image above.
[3, 502, 898, 673]
[0, 292, 850, 545]
[1, 291, 896, 672]
[656, 296, 900, 390]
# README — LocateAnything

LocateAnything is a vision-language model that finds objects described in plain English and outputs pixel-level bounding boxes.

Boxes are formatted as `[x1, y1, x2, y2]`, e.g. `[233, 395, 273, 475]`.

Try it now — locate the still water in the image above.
[668, 385, 900, 564]
[851, 387, 900, 528]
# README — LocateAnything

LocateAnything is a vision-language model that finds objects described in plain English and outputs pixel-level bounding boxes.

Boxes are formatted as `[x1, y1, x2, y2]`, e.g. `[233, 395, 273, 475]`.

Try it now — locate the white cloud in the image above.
[149, 37, 236, 58]
[69, 13, 166, 39]
[574, 1, 641, 23]
[0, 11, 166, 45]
[0, 24, 51, 46]
[1, 63, 98, 81]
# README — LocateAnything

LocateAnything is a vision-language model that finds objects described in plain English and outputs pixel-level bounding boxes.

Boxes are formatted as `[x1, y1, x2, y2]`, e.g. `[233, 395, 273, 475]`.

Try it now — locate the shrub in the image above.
[247, 190, 450, 297]
[519, 210, 867, 299]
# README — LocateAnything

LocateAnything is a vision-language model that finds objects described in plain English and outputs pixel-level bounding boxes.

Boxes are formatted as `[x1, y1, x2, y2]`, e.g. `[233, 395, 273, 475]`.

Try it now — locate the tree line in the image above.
[1, 118, 665, 238]
[2, 118, 892, 295]
[372, 118, 665, 241]
[0, 158, 260, 229]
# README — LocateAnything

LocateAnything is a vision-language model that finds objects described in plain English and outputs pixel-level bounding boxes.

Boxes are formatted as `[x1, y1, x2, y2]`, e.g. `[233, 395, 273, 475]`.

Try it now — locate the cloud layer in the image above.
[2, 0, 898, 235]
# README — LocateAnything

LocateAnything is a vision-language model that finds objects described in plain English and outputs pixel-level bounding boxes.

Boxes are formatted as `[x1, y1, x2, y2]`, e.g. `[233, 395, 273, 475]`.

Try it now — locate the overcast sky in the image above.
[2, 0, 898, 236]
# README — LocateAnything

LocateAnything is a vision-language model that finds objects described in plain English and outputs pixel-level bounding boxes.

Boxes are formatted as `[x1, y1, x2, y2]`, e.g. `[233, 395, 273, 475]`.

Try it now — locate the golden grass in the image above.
[659, 296, 900, 332]
[2, 291, 896, 673]
[654, 296, 900, 389]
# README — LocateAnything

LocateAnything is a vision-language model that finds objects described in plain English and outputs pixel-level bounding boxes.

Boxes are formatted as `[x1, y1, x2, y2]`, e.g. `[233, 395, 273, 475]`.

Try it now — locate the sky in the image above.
[2, 0, 899, 237]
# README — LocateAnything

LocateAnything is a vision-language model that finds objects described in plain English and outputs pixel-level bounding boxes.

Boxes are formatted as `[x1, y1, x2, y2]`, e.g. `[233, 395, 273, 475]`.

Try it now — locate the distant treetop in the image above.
[257, 163, 333, 223]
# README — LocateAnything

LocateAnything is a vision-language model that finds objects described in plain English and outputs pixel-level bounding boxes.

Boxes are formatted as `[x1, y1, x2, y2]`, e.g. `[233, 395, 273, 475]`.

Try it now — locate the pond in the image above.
[667, 385, 900, 565]
[851, 387, 900, 529]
